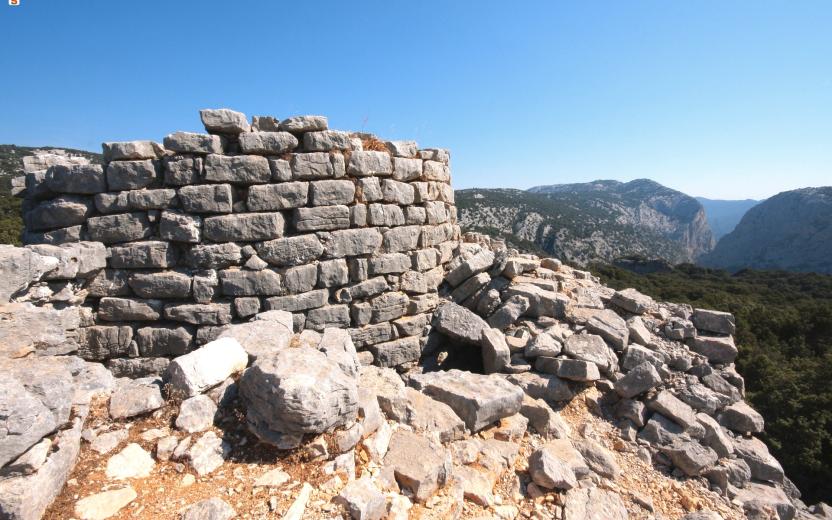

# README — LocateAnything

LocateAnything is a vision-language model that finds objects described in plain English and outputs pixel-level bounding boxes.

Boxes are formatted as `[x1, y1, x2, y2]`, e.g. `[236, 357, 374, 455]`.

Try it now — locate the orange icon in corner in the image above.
[9, 0, 20, 5]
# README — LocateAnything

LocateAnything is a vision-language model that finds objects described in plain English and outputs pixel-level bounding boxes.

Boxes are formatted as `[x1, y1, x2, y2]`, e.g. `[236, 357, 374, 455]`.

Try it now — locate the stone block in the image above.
[178, 184, 233, 213]
[159, 211, 202, 243]
[164, 303, 233, 325]
[27, 196, 93, 231]
[309, 180, 356, 206]
[303, 130, 352, 151]
[86, 212, 152, 244]
[256, 235, 324, 266]
[129, 271, 192, 298]
[370, 292, 409, 323]
[306, 305, 351, 331]
[219, 269, 283, 296]
[382, 225, 421, 253]
[357, 177, 382, 202]
[392, 157, 422, 181]
[163, 156, 201, 186]
[203, 154, 271, 184]
[265, 289, 329, 312]
[381, 179, 415, 205]
[184, 243, 241, 269]
[164, 132, 224, 155]
[203, 213, 284, 242]
[368, 337, 421, 367]
[98, 297, 163, 321]
[46, 164, 106, 194]
[422, 161, 449, 182]
[200, 108, 250, 134]
[319, 228, 383, 258]
[335, 277, 388, 303]
[79, 325, 133, 360]
[268, 158, 291, 181]
[291, 152, 336, 180]
[283, 264, 318, 294]
[368, 253, 411, 275]
[318, 259, 349, 287]
[137, 325, 193, 356]
[110, 241, 177, 269]
[102, 141, 164, 161]
[106, 160, 158, 191]
[367, 203, 405, 226]
[238, 132, 298, 154]
[247, 182, 308, 211]
[348, 151, 393, 177]
[294, 206, 350, 231]
[279, 115, 328, 133]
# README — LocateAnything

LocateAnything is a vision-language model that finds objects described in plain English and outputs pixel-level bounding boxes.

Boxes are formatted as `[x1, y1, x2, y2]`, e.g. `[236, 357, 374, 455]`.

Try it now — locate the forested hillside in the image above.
[591, 262, 832, 503]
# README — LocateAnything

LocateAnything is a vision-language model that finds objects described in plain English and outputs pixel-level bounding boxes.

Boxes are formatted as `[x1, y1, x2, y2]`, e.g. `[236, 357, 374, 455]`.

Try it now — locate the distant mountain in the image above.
[695, 197, 760, 240]
[457, 179, 715, 265]
[701, 187, 832, 274]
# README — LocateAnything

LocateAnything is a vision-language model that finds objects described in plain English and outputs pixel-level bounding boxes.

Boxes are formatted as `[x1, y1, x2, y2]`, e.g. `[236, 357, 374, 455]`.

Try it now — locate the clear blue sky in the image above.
[1, 1, 830, 199]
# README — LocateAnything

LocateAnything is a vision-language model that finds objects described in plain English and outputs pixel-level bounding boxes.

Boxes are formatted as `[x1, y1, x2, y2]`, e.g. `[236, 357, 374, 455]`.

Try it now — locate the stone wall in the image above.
[19, 109, 459, 371]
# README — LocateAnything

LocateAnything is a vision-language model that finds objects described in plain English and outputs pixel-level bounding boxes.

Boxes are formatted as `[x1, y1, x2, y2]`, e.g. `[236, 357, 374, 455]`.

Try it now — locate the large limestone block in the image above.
[239, 346, 358, 445]
[128, 271, 192, 298]
[109, 241, 177, 269]
[367, 337, 421, 368]
[217, 312, 293, 361]
[257, 235, 324, 266]
[46, 164, 106, 194]
[294, 206, 350, 231]
[309, 180, 356, 206]
[178, 184, 233, 213]
[613, 361, 661, 398]
[408, 369, 524, 432]
[102, 140, 164, 161]
[528, 445, 577, 490]
[247, 182, 309, 211]
[690, 334, 738, 364]
[303, 130, 352, 151]
[163, 155, 201, 186]
[136, 325, 193, 356]
[348, 151, 393, 177]
[367, 203, 405, 227]
[203, 212, 284, 242]
[562, 333, 618, 374]
[279, 115, 328, 133]
[167, 337, 249, 397]
[265, 289, 329, 312]
[164, 303, 233, 325]
[219, 268, 283, 296]
[106, 160, 157, 191]
[27, 196, 93, 231]
[381, 430, 449, 503]
[0, 245, 59, 301]
[108, 377, 164, 419]
[98, 297, 163, 321]
[86, 212, 152, 244]
[432, 302, 489, 344]
[610, 288, 654, 314]
[203, 154, 271, 184]
[200, 108, 250, 133]
[718, 401, 764, 434]
[733, 436, 784, 483]
[506, 372, 574, 403]
[238, 131, 298, 154]
[584, 309, 629, 350]
[291, 152, 338, 180]
[184, 243, 241, 269]
[319, 228, 383, 258]
[159, 211, 202, 243]
[692, 308, 736, 335]
[164, 132, 224, 154]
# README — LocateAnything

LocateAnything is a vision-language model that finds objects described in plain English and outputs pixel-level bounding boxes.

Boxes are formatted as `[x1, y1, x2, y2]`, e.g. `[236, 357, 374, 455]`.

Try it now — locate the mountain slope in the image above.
[457, 179, 715, 265]
[696, 197, 759, 240]
[701, 187, 832, 274]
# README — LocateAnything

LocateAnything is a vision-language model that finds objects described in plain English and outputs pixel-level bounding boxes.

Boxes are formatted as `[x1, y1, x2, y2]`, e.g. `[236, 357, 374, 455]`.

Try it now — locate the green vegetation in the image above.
[591, 262, 832, 503]
[0, 145, 101, 245]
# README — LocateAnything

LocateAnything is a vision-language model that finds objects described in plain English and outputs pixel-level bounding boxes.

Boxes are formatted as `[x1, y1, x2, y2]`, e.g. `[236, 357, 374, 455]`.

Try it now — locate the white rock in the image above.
[105, 443, 155, 480]
[74, 487, 137, 520]
[167, 337, 248, 397]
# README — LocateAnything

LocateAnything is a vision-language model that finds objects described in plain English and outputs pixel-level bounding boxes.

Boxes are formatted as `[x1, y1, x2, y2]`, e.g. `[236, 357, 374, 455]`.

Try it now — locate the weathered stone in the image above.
[627, 316, 652, 345]
[584, 309, 629, 350]
[110, 241, 177, 269]
[660, 438, 718, 476]
[178, 184, 233, 213]
[367, 337, 420, 368]
[303, 130, 352, 151]
[160, 211, 202, 242]
[282, 264, 317, 293]
[46, 164, 106, 194]
[176, 394, 217, 433]
[735, 482, 795, 520]
[562, 487, 628, 520]
[528, 446, 577, 490]
[350, 322, 396, 348]
[318, 259, 349, 287]
[733, 436, 784, 483]
[481, 328, 511, 374]
[27, 241, 106, 279]
[163, 156, 201, 186]
[295, 205, 350, 231]
[106, 160, 157, 191]
[265, 289, 329, 312]
[103, 140, 164, 161]
[614, 361, 661, 398]
[164, 132, 222, 154]
[348, 151, 393, 177]
[539, 358, 601, 382]
[335, 477, 387, 520]
[381, 225, 421, 253]
[127, 188, 177, 210]
[187, 431, 229, 476]
[106, 443, 155, 479]
[409, 369, 524, 432]
[203, 212, 284, 242]
[247, 182, 308, 211]
[181, 498, 236, 520]
[392, 157, 422, 182]
[74, 486, 137, 520]
[78, 325, 133, 360]
[136, 325, 193, 356]
[108, 377, 164, 419]
[239, 346, 358, 446]
[367, 203, 405, 227]
[621, 343, 664, 371]
[22, 225, 83, 246]
[306, 304, 351, 331]
[185, 243, 241, 269]
[696, 413, 734, 457]
[610, 288, 654, 314]
[85, 212, 150, 244]
[520, 396, 571, 438]
[368, 253, 410, 276]
[256, 235, 323, 267]
[216, 313, 293, 361]
[432, 302, 489, 344]
[167, 337, 248, 397]
[129, 271, 191, 298]
[487, 295, 529, 330]
[291, 152, 336, 180]
[219, 268, 283, 296]
[524, 333, 562, 359]
[563, 334, 618, 373]
[320, 228, 383, 258]
[422, 160, 449, 182]
[98, 297, 163, 321]
[692, 308, 736, 335]
[27, 196, 93, 231]
[507, 372, 574, 403]
[239, 131, 297, 154]
[200, 108, 250, 134]
[279, 115, 328, 133]
[309, 180, 356, 206]
[718, 400, 764, 433]
[648, 391, 701, 432]
[203, 154, 271, 184]
[690, 334, 738, 364]
[381, 430, 449, 503]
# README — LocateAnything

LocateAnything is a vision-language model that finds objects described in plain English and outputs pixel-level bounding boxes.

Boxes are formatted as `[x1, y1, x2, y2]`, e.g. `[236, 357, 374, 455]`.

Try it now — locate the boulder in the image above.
[334, 477, 387, 520]
[216, 314, 293, 361]
[181, 498, 236, 520]
[690, 334, 738, 364]
[175, 394, 217, 433]
[692, 308, 736, 335]
[108, 377, 164, 419]
[733, 436, 785, 483]
[610, 288, 654, 314]
[239, 346, 358, 447]
[409, 369, 523, 432]
[572, 439, 620, 479]
[487, 295, 530, 330]
[659, 438, 718, 476]
[615, 362, 661, 398]
[187, 431, 229, 476]
[563, 334, 617, 374]
[166, 337, 249, 397]
[385, 388, 465, 443]
[647, 391, 701, 431]
[718, 400, 765, 433]
[432, 302, 489, 344]
[735, 482, 795, 520]
[74, 487, 137, 520]
[519, 396, 571, 438]
[528, 446, 578, 490]
[200, 108, 250, 133]
[584, 309, 629, 350]
[445, 249, 495, 286]
[507, 372, 575, 403]
[105, 443, 154, 479]
[480, 328, 511, 374]
[562, 487, 628, 520]
[381, 430, 449, 503]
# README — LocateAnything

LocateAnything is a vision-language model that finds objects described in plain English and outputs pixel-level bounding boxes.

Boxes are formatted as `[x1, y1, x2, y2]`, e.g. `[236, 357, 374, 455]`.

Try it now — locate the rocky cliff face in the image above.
[702, 187, 832, 274]
[457, 179, 715, 266]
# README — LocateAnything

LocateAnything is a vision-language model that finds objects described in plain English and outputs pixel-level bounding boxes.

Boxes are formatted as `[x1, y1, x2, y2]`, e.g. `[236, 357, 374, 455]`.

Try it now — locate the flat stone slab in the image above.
[408, 369, 524, 432]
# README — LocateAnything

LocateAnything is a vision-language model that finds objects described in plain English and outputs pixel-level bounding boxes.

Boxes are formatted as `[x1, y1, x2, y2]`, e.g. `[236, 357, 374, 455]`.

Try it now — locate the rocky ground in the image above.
[3, 234, 832, 519]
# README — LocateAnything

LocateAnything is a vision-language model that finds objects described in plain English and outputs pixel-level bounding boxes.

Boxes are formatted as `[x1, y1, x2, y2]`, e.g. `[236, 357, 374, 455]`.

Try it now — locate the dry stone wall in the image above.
[20, 109, 459, 370]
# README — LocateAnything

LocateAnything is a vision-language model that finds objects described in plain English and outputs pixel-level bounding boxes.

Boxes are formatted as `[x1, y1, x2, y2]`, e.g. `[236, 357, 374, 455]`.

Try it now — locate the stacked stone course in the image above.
[20, 109, 459, 370]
